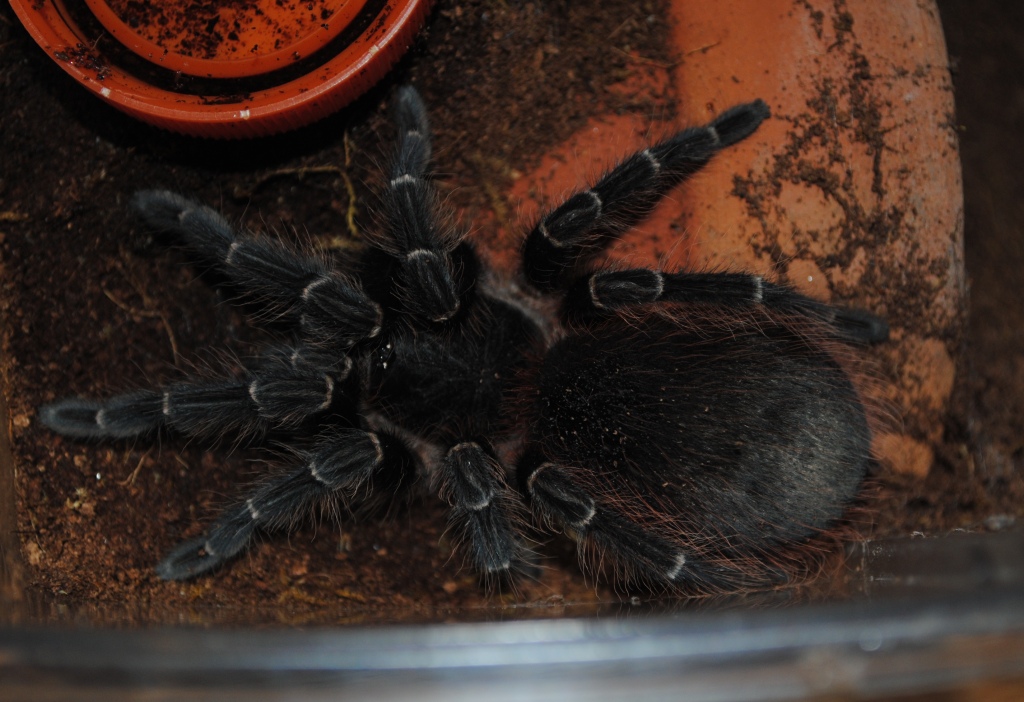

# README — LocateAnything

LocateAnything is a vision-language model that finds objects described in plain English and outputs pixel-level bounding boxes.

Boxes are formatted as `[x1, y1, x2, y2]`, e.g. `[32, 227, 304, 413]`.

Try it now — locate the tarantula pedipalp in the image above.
[40, 86, 886, 594]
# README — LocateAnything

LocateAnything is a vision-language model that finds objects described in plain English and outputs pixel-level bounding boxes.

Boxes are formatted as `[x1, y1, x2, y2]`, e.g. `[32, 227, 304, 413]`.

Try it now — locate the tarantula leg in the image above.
[437, 441, 528, 582]
[39, 349, 353, 440]
[522, 100, 771, 289]
[39, 390, 166, 440]
[132, 190, 382, 349]
[566, 268, 889, 343]
[157, 428, 417, 580]
[521, 460, 689, 586]
[373, 86, 468, 324]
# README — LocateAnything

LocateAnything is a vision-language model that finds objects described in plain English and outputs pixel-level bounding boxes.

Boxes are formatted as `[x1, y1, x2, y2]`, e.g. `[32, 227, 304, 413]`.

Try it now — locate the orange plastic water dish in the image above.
[10, 0, 430, 138]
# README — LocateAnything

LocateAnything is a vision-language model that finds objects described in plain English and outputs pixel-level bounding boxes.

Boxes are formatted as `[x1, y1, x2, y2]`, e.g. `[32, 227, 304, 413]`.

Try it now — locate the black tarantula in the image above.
[40, 86, 887, 594]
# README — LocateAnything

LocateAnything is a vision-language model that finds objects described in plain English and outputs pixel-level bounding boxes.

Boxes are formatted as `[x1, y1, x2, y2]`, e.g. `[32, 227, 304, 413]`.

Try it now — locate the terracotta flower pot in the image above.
[10, 0, 431, 137]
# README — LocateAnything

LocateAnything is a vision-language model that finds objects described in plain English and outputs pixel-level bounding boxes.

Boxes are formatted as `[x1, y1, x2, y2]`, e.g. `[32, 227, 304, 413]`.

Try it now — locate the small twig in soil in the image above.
[612, 46, 678, 69]
[119, 451, 150, 487]
[684, 40, 722, 56]
[232, 157, 361, 249]
[341, 130, 359, 239]
[607, 17, 636, 40]
[232, 165, 346, 199]
[100, 285, 181, 366]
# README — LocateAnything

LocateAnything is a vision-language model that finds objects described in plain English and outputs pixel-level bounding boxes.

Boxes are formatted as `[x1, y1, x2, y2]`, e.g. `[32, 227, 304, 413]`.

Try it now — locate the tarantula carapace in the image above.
[40, 86, 886, 594]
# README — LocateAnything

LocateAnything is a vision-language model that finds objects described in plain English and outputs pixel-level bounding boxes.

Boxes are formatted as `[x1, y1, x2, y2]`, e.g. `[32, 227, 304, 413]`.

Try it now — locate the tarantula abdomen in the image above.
[519, 309, 870, 590]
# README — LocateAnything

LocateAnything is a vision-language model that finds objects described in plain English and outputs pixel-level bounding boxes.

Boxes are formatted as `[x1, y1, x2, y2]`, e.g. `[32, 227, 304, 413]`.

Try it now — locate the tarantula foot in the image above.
[39, 393, 163, 439]
[156, 536, 229, 581]
[833, 307, 889, 344]
[157, 502, 258, 580]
